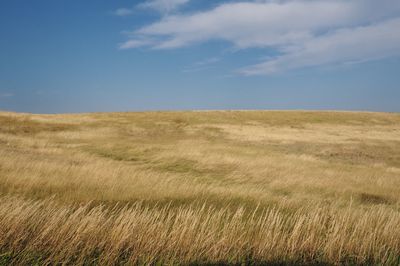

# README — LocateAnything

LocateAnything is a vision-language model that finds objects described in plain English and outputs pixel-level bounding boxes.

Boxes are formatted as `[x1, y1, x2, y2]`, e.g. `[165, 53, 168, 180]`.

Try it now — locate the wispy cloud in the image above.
[118, 38, 156, 50]
[119, 0, 400, 74]
[240, 18, 400, 75]
[0, 93, 14, 98]
[138, 0, 190, 14]
[113, 8, 134, 17]
[113, 0, 190, 18]
[182, 57, 220, 73]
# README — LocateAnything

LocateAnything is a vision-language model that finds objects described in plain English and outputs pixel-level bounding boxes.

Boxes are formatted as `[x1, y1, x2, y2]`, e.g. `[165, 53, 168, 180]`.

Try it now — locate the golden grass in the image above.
[0, 110, 400, 265]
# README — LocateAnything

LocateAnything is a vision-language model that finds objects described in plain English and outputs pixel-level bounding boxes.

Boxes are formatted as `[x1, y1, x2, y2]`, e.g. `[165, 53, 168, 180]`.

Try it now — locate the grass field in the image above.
[0, 110, 400, 265]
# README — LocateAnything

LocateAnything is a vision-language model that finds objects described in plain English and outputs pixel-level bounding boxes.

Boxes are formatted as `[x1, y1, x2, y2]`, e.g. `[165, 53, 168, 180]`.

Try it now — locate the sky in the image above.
[0, 0, 399, 114]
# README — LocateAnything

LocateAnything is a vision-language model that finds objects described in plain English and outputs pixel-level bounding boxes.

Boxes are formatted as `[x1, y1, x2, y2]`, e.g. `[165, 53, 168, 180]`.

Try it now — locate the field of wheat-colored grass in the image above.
[0, 110, 400, 265]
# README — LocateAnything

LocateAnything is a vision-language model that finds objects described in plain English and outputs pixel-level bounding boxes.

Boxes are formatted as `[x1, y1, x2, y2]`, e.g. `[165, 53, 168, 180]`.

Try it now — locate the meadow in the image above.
[0, 110, 399, 265]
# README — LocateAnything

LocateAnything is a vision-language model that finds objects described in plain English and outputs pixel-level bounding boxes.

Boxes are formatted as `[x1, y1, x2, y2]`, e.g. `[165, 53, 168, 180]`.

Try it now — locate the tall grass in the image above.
[1, 196, 399, 265]
[0, 110, 400, 265]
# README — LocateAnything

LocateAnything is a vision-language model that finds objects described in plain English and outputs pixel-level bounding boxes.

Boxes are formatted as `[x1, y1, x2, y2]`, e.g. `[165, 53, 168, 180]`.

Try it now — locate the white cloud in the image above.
[240, 18, 400, 75]
[182, 57, 220, 73]
[193, 57, 220, 67]
[0, 93, 14, 98]
[138, 0, 190, 14]
[119, 38, 155, 49]
[113, 0, 189, 18]
[114, 8, 134, 17]
[120, 0, 400, 74]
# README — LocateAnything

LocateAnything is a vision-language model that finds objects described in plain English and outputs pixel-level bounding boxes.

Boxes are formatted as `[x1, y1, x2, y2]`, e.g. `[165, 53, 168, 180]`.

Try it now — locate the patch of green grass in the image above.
[0, 252, 12, 266]
[0, 115, 76, 135]
[84, 145, 157, 163]
[155, 157, 234, 180]
[358, 193, 392, 205]
[0, 251, 44, 266]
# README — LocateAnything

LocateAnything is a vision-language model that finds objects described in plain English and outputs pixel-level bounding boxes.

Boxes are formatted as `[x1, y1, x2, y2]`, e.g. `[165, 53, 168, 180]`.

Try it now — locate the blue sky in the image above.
[0, 0, 399, 113]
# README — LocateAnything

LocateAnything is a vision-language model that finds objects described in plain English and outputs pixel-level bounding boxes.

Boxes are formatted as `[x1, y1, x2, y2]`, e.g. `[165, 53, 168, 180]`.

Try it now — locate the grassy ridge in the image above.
[0, 111, 400, 265]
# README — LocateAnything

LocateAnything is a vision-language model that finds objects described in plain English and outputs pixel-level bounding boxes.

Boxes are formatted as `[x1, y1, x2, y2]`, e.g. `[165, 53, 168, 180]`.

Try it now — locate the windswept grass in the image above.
[0, 110, 400, 265]
[1, 196, 399, 265]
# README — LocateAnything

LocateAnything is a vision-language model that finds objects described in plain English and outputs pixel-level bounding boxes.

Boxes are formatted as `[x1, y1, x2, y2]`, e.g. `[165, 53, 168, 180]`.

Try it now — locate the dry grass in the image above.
[0, 110, 400, 265]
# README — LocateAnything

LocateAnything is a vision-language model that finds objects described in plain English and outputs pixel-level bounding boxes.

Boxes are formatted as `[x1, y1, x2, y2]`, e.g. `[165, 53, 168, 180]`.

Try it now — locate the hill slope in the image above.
[0, 111, 400, 265]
